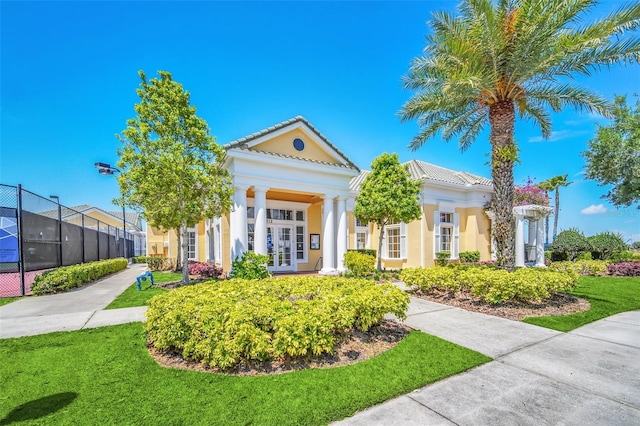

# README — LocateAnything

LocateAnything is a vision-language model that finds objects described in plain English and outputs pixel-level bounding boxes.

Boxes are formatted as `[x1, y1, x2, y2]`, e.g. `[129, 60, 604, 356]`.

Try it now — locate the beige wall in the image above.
[461, 207, 492, 261]
[250, 128, 339, 165]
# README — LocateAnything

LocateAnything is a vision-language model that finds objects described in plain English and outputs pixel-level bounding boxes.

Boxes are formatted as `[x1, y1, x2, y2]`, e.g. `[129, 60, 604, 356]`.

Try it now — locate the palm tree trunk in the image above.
[553, 189, 560, 240]
[489, 101, 516, 271]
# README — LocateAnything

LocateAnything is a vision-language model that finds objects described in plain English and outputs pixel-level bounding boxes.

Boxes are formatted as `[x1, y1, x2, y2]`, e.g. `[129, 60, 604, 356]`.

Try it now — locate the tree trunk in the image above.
[174, 228, 182, 272]
[377, 223, 385, 271]
[180, 221, 190, 285]
[553, 189, 560, 240]
[489, 101, 516, 271]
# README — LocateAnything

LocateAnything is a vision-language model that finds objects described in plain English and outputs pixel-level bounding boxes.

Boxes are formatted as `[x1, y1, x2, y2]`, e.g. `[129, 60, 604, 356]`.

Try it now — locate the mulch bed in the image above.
[411, 288, 591, 321]
[148, 319, 412, 376]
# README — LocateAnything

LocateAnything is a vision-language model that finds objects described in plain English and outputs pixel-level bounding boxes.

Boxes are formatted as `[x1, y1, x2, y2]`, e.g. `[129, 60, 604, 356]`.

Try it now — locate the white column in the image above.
[230, 186, 248, 261]
[336, 197, 348, 272]
[528, 219, 536, 263]
[320, 194, 336, 274]
[253, 186, 268, 255]
[535, 217, 546, 267]
[515, 214, 525, 267]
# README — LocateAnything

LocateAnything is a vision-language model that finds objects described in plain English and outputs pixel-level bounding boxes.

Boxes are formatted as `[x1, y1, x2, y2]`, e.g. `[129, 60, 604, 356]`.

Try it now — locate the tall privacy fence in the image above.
[0, 184, 133, 297]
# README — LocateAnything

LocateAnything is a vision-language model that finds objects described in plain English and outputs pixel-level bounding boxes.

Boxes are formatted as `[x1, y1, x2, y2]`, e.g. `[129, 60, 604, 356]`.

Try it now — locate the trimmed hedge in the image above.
[548, 260, 609, 276]
[31, 258, 129, 295]
[459, 251, 481, 263]
[145, 276, 409, 369]
[401, 265, 578, 305]
[347, 249, 377, 258]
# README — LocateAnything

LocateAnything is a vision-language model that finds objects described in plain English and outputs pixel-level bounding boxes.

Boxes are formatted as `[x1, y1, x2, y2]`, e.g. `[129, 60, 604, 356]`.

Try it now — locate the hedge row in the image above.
[145, 276, 409, 369]
[31, 258, 129, 295]
[547, 260, 610, 276]
[400, 265, 578, 305]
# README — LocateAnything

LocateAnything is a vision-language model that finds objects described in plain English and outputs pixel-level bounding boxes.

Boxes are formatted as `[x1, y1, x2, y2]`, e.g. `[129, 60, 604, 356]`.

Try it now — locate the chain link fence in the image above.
[0, 184, 133, 297]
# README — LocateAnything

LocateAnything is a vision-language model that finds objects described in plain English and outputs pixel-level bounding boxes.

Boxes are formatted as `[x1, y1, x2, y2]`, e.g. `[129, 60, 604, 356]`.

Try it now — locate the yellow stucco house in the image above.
[146, 116, 494, 273]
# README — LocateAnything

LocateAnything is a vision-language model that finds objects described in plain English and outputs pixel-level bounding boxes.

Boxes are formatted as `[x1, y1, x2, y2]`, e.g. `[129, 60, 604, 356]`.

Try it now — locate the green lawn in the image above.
[104, 271, 182, 309]
[0, 297, 19, 307]
[0, 323, 490, 425]
[524, 276, 640, 332]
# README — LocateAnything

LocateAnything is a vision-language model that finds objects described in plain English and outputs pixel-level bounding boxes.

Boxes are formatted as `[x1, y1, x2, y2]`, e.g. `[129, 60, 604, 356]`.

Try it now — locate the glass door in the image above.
[267, 226, 295, 272]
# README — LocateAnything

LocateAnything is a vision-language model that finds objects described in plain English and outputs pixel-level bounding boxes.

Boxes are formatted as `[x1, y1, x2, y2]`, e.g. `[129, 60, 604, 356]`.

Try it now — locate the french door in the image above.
[267, 226, 295, 272]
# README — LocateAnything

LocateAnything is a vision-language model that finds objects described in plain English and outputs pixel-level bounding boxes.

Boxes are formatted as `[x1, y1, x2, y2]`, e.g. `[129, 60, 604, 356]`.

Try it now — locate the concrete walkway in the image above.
[335, 299, 640, 426]
[1, 272, 638, 425]
[0, 264, 148, 338]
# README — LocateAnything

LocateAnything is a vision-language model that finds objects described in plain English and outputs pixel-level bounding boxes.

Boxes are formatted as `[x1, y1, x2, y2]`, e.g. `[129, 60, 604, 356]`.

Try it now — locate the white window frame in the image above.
[382, 220, 407, 260]
[186, 227, 198, 261]
[354, 219, 369, 250]
[434, 209, 459, 260]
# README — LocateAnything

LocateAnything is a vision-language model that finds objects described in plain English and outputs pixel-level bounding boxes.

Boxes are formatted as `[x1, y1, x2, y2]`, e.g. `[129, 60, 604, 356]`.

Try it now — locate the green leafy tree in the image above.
[583, 95, 640, 208]
[400, 0, 640, 271]
[117, 70, 233, 284]
[539, 175, 572, 240]
[550, 228, 592, 261]
[588, 231, 628, 260]
[354, 153, 421, 270]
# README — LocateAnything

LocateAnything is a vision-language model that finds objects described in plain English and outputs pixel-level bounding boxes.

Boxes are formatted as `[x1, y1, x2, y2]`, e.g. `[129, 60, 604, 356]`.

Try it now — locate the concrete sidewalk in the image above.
[335, 299, 640, 426]
[0, 264, 148, 338]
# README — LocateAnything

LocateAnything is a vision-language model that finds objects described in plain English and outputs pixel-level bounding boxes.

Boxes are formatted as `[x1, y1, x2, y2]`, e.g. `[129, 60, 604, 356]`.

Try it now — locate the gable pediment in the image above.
[224, 116, 359, 171]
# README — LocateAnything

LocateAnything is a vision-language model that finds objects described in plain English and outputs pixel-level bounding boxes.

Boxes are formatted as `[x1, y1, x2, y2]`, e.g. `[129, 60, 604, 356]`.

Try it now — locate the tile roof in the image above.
[407, 160, 492, 187]
[224, 116, 360, 171]
[349, 160, 492, 192]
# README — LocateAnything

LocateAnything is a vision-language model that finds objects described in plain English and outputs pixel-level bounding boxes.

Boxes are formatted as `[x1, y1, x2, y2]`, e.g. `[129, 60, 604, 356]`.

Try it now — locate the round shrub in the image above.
[344, 251, 375, 277]
[550, 228, 592, 261]
[145, 276, 409, 369]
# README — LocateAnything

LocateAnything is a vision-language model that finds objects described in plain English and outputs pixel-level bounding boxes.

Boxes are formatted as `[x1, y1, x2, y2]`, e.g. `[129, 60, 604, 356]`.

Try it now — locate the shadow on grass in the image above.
[0, 392, 78, 424]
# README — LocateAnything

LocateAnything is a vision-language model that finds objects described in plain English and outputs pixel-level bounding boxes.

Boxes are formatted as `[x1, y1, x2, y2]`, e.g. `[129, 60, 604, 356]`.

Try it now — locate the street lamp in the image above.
[94, 162, 128, 259]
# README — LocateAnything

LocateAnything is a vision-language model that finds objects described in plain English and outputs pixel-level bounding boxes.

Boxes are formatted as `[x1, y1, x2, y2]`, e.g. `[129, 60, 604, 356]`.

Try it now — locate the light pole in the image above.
[94, 162, 128, 259]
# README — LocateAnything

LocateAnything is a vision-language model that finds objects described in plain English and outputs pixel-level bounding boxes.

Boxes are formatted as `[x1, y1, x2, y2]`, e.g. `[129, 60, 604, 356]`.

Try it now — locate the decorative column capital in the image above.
[253, 186, 269, 194]
[322, 193, 337, 200]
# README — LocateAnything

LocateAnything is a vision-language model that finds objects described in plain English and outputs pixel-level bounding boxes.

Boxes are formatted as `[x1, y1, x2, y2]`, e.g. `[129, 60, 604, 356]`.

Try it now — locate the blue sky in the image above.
[1, 1, 638, 243]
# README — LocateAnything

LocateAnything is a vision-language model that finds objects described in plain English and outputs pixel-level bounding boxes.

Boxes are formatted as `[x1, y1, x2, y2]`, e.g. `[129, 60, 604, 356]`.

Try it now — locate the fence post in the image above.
[17, 185, 25, 296]
[81, 214, 85, 263]
[57, 201, 62, 267]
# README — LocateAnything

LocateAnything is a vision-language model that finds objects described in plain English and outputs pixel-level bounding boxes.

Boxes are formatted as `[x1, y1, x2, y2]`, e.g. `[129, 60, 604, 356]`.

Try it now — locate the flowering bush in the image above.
[513, 177, 549, 206]
[607, 262, 640, 277]
[188, 261, 223, 278]
[548, 260, 609, 276]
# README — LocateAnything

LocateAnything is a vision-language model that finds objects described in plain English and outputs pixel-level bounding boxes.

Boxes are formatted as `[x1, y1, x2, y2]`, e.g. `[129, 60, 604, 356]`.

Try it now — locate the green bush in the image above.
[548, 260, 609, 276]
[344, 251, 375, 277]
[132, 256, 148, 264]
[400, 267, 458, 293]
[146, 257, 172, 271]
[32, 258, 129, 295]
[544, 250, 553, 261]
[145, 276, 409, 369]
[576, 251, 593, 261]
[401, 265, 578, 305]
[610, 250, 634, 263]
[588, 232, 628, 260]
[229, 252, 270, 279]
[435, 251, 450, 267]
[459, 251, 480, 263]
[632, 252, 640, 261]
[347, 249, 377, 258]
[550, 228, 592, 261]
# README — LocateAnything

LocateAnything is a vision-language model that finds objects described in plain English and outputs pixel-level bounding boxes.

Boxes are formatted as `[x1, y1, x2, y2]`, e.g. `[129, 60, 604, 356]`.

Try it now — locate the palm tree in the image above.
[540, 174, 572, 241]
[400, 0, 640, 271]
